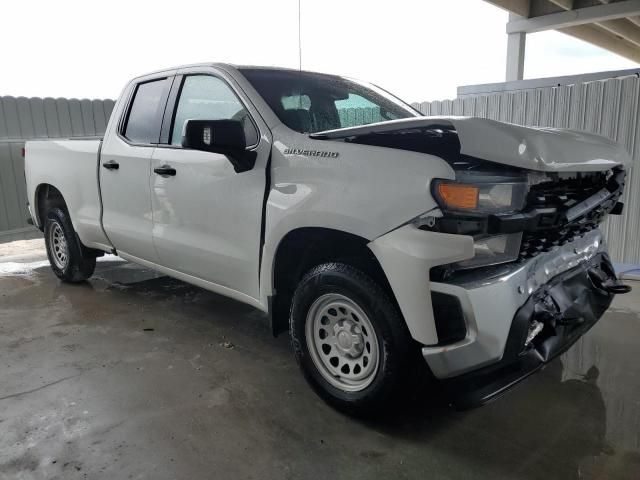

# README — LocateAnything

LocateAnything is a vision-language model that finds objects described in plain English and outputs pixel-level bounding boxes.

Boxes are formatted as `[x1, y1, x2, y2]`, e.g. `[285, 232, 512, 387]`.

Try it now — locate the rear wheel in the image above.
[290, 263, 413, 415]
[44, 207, 96, 282]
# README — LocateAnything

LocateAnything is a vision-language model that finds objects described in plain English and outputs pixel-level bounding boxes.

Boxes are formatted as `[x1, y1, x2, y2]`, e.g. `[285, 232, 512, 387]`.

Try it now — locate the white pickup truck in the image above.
[25, 63, 631, 414]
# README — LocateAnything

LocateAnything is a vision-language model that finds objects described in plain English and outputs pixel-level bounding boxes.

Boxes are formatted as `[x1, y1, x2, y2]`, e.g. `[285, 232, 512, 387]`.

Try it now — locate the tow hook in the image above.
[587, 265, 632, 294]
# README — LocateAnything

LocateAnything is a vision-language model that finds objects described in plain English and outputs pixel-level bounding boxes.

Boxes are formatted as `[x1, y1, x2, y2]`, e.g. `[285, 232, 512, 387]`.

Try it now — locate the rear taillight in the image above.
[21, 147, 25, 157]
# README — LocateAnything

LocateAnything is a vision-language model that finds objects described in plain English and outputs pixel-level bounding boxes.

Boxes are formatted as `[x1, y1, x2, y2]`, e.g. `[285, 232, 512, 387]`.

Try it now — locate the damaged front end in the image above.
[325, 118, 633, 408]
[441, 248, 628, 410]
[327, 117, 632, 408]
[423, 156, 631, 408]
[428, 165, 627, 277]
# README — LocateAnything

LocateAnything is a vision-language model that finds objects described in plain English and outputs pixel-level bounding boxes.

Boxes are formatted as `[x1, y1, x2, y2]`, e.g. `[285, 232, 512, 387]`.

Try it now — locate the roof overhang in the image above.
[485, 0, 640, 63]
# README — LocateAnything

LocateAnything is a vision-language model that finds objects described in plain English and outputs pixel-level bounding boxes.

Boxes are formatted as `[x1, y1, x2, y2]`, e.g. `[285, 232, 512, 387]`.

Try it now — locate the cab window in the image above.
[170, 75, 258, 146]
[123, 78, 172, 144]
[335, 93, 393, 128]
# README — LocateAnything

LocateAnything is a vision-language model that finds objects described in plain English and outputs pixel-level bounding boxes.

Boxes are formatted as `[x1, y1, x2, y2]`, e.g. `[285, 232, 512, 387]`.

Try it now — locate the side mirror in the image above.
[182, 119, 257, 173]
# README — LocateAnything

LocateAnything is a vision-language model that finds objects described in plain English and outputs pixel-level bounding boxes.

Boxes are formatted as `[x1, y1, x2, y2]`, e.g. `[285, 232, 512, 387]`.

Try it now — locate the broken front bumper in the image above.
[423, 229, 609, 376]
[424, 228, 630, 408]
[369, 225, 629, 407]
[443, 250, 626, 409]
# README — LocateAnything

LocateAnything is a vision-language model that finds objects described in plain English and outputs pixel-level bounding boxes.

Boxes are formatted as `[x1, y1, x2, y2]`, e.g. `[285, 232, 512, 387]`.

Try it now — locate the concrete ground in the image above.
[1, 240, 639, 480]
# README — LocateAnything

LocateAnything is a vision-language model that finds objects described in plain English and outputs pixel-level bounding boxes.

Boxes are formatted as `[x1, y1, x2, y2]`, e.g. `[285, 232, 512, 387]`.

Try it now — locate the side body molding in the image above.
[368, 224, 474, 345]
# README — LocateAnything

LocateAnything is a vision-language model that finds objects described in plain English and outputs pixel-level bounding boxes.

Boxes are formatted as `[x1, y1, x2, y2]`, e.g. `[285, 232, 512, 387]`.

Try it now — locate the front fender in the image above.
[368, 224, 474, 345]
[258, 127, 457, 306]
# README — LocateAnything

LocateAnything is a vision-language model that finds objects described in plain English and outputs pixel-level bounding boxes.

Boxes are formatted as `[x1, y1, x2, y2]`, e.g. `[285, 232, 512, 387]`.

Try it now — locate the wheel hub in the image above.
[334, 320, 364, 357]
[49, 221, 69, 269]
[304, 293, 379, 392]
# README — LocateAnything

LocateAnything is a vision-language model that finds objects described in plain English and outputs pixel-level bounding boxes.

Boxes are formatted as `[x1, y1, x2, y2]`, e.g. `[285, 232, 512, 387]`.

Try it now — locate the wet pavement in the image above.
[1, 241, 639, 479]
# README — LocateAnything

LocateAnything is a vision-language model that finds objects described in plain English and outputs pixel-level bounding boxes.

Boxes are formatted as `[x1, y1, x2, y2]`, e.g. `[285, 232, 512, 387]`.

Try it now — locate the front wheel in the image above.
[290, 263, 413, 415]
[44, 207, 96, 282]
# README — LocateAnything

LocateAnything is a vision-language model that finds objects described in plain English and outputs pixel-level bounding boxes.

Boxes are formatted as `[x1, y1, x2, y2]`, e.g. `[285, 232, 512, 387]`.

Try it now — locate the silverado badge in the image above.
[283, 148, 339, 158]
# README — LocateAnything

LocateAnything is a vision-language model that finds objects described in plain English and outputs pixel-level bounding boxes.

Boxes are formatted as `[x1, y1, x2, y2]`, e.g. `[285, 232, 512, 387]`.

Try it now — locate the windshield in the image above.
[239, 68, 421, 133]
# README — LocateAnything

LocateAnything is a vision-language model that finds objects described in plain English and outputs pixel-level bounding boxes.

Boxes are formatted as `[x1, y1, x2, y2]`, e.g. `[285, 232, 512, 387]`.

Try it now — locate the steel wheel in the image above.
[305, 293, 380, 392]
[49, 221, 69, 270]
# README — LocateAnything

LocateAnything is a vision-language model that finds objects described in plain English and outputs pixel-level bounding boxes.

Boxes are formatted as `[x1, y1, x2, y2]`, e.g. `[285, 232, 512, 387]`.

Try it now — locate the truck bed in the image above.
[24, 138, 111, 251]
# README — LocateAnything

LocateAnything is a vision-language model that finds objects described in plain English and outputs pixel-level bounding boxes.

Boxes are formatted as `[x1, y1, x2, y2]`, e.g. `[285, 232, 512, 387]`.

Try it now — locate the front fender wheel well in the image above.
[270, 227, 398, 336]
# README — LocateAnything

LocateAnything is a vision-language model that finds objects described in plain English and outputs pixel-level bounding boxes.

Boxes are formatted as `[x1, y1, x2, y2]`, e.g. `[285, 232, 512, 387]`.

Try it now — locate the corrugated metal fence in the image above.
[413, 73, 640, 264]
[0, 96, 114, 242]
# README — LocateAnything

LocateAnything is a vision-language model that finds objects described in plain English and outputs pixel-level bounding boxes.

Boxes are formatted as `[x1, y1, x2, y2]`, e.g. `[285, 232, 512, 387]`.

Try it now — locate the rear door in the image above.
[100, 75, 173, 262]
[150, 68, 270, 300]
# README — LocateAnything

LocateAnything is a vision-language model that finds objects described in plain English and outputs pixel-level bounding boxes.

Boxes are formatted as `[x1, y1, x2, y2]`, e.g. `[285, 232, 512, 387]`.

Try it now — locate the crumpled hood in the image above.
[311, 116, 631, 172]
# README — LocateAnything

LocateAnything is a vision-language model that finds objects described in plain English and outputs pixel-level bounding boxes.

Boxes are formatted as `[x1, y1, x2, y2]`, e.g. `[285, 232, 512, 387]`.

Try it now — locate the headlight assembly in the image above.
[429, 171, 530, 269]
[433, 177, 528, 214]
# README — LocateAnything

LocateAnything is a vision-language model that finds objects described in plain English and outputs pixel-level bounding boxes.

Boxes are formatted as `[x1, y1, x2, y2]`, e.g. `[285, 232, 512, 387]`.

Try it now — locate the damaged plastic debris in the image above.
[525, 320, 544, 347]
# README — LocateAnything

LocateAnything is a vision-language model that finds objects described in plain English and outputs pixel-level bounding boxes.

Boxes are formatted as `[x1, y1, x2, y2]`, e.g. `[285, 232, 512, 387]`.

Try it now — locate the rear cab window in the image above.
[122, 77, 172, 144]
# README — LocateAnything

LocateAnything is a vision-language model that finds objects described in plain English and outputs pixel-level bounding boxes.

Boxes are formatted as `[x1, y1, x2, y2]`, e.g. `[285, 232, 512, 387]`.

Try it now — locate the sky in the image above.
[0, 0, 637, 102]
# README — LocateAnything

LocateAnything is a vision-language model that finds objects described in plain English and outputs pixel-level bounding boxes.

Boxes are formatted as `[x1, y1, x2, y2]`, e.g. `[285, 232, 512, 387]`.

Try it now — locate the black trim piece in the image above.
[342, 127, 462, 164]
[267, 295, 277, 337]
[116, 84, 135, 140]
[102, 160, 119, 170]
[180, 119, 257, 173]
[159, 75, 181, 144]
[487, 208, 563, 234]
[164, 74, 186, 146]
[431, 292, 467, 345]
[610, 201, 624, 215]
[429, 207, 563, 237]
[153, 166, 177, 177]
[258, 147, 273, 288]
[95, 140, 116, 253]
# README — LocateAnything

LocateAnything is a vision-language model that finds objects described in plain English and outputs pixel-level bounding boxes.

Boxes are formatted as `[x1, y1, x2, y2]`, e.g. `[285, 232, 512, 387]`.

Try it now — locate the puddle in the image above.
[0, 255, 125, 278]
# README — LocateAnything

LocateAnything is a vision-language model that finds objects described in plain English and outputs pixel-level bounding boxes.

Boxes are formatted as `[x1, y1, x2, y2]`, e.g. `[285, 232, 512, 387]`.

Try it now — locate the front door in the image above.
[150, 72, 269, 300]
[100, 76, 173, 262]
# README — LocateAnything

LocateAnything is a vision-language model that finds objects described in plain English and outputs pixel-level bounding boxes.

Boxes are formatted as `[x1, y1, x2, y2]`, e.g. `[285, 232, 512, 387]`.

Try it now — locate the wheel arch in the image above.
[267, 226, 399, 336]
[34, 183, 67, 231]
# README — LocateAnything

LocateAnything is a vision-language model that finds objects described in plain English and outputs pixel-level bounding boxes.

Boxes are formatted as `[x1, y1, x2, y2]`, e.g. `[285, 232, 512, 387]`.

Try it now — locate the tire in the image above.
[290, 262, 413, 415]
[44, 207, 96, 282]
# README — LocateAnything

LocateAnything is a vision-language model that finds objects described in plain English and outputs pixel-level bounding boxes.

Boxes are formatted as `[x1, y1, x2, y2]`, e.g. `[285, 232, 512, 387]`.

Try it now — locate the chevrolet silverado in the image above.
[25, 64, 631, 414]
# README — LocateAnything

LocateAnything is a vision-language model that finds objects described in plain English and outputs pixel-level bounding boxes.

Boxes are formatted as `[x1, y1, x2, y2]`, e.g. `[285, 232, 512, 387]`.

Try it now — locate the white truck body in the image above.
[25, 63, 631, 411]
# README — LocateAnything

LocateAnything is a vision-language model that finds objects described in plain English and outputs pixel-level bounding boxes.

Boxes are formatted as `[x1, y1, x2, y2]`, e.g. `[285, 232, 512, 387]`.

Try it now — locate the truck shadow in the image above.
[362, 357, 613, 479]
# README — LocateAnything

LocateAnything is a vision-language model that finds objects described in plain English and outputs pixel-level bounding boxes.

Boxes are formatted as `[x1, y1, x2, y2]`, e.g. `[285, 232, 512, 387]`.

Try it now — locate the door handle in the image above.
[102, 160, 119, 170]
[154, 165, 177, 177]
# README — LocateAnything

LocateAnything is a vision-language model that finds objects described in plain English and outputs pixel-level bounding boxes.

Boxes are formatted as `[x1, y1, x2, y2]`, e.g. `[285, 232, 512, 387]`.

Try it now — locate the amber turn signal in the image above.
[437, 183, 479, 210]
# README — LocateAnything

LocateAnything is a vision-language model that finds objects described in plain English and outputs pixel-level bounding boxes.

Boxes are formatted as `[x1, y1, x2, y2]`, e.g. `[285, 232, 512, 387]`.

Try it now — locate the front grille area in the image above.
[526, 170, 611, 208]
[427, 167, 626, 282]
[518, 169, 625, 260]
